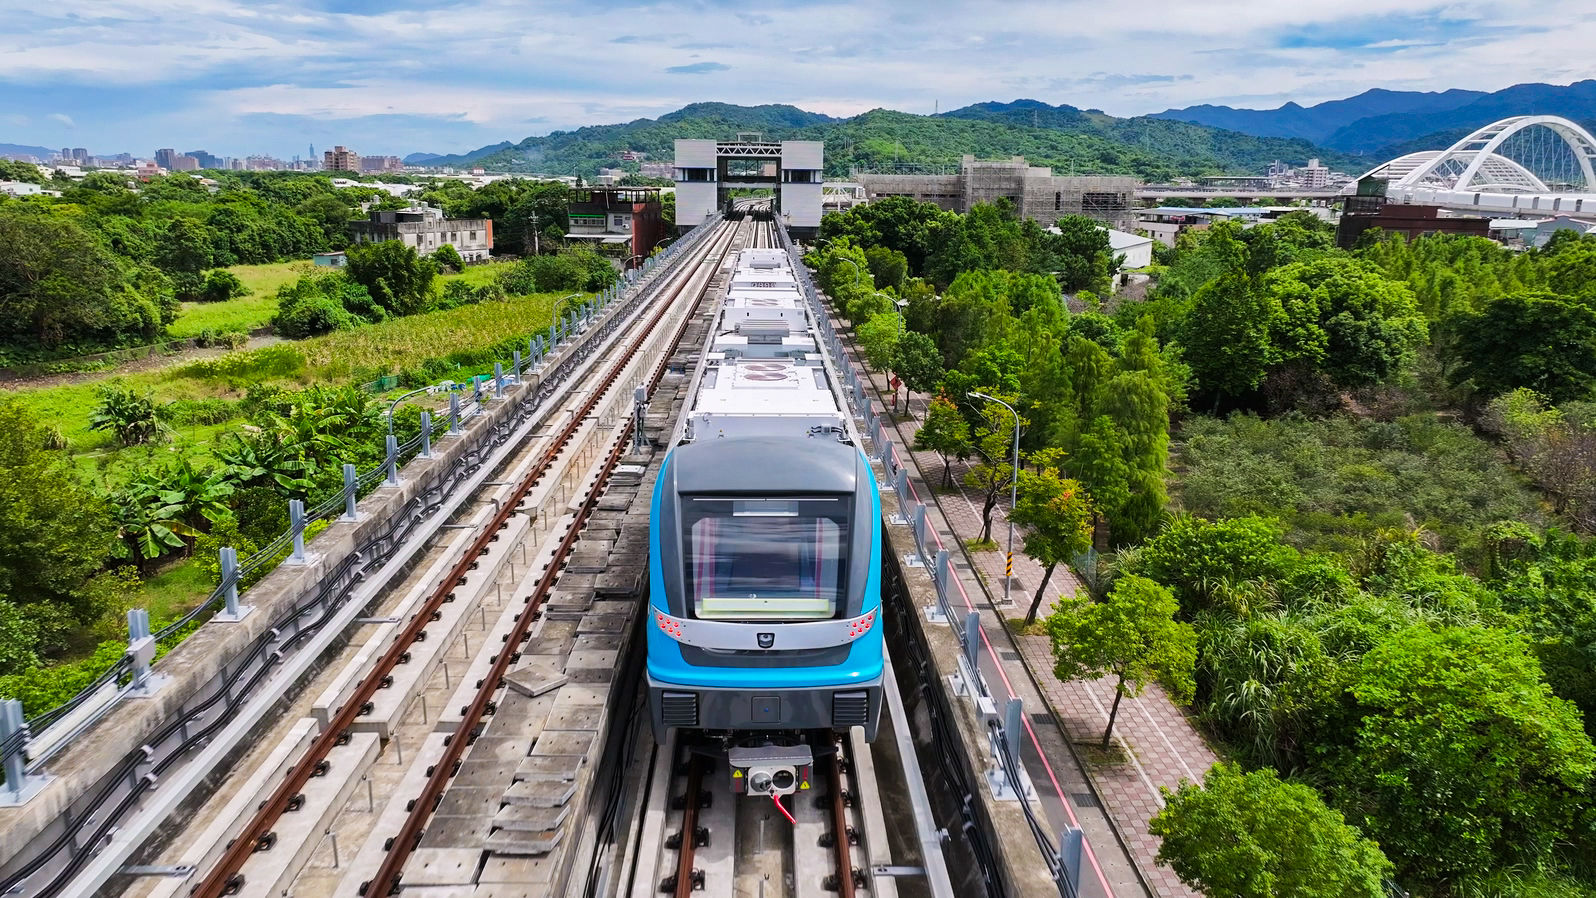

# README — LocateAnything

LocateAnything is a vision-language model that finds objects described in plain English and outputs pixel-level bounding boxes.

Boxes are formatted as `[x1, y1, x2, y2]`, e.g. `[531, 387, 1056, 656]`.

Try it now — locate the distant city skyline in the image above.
[3, 0, 1594, 158]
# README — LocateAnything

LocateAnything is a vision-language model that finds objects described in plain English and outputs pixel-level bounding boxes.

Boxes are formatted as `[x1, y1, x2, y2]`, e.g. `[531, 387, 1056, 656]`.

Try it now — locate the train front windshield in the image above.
[683, 496, 850, 621]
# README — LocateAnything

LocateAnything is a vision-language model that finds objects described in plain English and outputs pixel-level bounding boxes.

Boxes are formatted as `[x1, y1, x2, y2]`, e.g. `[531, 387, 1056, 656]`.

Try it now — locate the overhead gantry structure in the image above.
[1347, 115, 1596, 216]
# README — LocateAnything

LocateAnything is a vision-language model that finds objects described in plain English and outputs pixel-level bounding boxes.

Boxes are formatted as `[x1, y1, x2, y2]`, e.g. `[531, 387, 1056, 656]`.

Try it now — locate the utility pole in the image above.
[527, 208, 540, 255]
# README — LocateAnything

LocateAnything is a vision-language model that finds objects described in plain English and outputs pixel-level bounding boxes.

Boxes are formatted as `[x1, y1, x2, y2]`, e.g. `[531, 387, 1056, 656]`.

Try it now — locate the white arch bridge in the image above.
[1346, 115, 1596, 216]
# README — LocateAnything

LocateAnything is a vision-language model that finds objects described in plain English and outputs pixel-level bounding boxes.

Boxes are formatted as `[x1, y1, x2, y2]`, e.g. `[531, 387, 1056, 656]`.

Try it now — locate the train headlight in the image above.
[654, 610, 684, 641]
[846, 610, 876, 641]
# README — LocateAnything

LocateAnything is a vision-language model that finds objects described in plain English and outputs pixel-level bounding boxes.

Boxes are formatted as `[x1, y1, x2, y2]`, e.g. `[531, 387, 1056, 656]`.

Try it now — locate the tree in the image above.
[156, 217, 215, 300]
[345, 239, 438, 317]
[0, 209, 172, 347]
[1328, 624, 1596, 886]
[893, 330, 943, 415]
[856, 312, 902, 395]
[90, 385, 172, 447]
[864, 245, 908, 292]
[962, 399, 1025, 544]
[1261, 257, 1427, 388]
[913, 397, 972, 488]
[1069, 415, 1131, 545]
[1150, 763, 1391, 898]
[935, 269, 1015, 367]
[1012, 449, 1095, 625]
[0, 397, 114, 662]
[1045, 574, 1196, 747]
[1182, 270, 1279, 404]
[1047, 214, 1115, 294]
[272, 273, 366, 337]
[1449, 292, 1596, 403]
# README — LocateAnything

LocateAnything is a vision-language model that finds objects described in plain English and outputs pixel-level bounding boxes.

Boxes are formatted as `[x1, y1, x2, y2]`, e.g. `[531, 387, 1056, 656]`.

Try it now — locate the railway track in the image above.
[97, 214, 950, 898]
[633, 730, 878, 898]
[105, 217, 756, 898]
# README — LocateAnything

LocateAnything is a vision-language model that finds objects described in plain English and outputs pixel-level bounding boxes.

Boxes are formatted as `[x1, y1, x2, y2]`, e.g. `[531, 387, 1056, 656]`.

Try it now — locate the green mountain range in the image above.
[425, 100, 1353, 180]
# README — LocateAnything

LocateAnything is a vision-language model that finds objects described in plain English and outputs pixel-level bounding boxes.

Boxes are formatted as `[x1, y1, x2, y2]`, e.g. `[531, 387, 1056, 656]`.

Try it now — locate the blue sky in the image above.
[2, 0, 1594, 158]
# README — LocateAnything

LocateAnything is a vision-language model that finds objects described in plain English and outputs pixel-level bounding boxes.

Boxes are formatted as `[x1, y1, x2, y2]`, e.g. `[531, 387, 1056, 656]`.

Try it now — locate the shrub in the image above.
[431, 244, 464, 272]
[162, 398, 240, 427]
[273, 274, 364, 338]
[89, 385, 172, 446]
[198, 269, 247, 303]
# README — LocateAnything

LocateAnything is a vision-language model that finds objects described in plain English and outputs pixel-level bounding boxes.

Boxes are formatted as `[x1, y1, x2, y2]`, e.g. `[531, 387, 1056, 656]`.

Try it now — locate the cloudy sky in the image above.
[3, 0, 1595, 158]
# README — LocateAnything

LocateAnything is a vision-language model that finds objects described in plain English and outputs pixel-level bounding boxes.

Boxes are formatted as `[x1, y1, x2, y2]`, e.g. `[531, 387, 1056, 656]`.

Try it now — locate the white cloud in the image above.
[2, 0, 1594, 152]
[47, 113, 75, 127]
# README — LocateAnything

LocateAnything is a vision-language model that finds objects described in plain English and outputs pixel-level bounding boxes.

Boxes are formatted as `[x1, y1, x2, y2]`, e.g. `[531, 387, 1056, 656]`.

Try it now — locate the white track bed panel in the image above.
[232, 731, 381, 898]
[145, 719, 320, 898]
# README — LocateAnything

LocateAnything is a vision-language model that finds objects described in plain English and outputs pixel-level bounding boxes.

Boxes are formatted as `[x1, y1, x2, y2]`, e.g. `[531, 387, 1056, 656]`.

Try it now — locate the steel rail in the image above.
[670, 755, 707, 898]
[826, 744, 858, 898]
[187, 220, 738, 898]
[362, 219, 744, 898]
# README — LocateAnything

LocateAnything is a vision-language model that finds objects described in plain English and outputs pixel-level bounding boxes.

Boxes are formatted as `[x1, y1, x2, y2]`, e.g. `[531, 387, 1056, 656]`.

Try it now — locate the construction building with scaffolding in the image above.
[855, 155, 1139, 228]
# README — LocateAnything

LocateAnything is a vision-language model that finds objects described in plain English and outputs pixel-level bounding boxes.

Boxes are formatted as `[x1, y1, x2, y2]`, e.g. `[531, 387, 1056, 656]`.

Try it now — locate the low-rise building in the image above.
[348, 206, 493, 261]
[0, 181, 62, 198]
[1135, 206, 1307, 246]
[1107, 228, 1155, 269]
[565, 186, 666, 261]
[313, 251, 348, 267]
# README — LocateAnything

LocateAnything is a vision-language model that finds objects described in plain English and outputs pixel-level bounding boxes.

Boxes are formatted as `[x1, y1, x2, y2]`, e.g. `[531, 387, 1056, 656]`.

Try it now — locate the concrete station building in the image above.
[673, 136, 824, 235]
[855, 156, 1139, 229]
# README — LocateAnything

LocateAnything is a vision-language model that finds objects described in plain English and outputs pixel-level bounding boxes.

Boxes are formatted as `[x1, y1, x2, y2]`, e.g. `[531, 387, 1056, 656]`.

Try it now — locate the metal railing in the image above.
[0, 218, 725, 831]
[779, 224, 1098, 898]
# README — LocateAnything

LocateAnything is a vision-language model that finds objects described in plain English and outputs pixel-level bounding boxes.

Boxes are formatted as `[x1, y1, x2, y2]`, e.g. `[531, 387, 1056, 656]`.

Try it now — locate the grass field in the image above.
[20, 290, 575, 459]
[167, 259, 522, 339]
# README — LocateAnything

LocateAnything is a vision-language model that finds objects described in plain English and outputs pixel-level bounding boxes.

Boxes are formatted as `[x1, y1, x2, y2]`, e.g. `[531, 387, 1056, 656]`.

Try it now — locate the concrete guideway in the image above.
[0, 218, 729, 898]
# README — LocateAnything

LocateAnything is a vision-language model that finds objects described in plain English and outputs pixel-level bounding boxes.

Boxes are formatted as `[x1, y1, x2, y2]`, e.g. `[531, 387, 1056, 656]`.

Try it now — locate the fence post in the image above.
[549, 321, 558, 349]
[1058, 828, 1084, 898]
[288, 499, 307, 565]
[512, 350, 523, 382]
[493, 362, 504, 397]
[894, 465, 908, 503]
[342, 463, 359, 521]
[0, 700, 46, 806]
[420, 411, 433, 459]
[913, 503, 929, 555]
[216, 547, 251, 622]
[448, 393, 461, 435]
[964, 611, 983, 687]
[385, 434, 400, 487]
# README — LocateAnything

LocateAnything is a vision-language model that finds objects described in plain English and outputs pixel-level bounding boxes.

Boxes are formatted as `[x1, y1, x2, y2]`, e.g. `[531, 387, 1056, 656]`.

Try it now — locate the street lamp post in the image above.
[968, 391, 1020, 605]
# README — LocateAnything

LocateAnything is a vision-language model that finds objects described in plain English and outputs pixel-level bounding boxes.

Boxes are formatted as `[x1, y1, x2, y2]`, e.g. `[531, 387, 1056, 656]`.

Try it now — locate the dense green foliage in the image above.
[815, 194, 1596, 895]
[1150, 763, 1392, 898]
[433, 101, 1349, 180]
[1173, 413, 1543, 554]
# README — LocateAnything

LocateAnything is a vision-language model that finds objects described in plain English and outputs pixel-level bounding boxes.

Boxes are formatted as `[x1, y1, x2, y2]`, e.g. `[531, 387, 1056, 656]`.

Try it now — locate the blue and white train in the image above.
[645, 244, 884, 759]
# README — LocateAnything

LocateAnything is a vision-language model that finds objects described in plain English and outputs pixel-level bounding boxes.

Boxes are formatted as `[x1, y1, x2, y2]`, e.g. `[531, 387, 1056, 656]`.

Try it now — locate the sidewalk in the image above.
[866, 367, 1218, 898]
